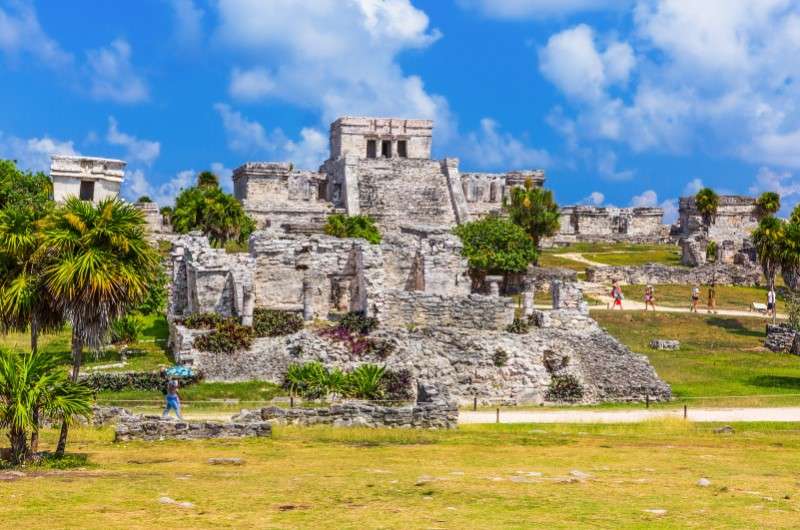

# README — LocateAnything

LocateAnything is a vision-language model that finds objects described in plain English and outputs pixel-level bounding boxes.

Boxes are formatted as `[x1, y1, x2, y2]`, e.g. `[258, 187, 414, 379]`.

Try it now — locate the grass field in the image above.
[540, 243, 682, 272]
[594, 311, 800, 407]
[619, 284, 781, 311]
[3, 421, 800, 529]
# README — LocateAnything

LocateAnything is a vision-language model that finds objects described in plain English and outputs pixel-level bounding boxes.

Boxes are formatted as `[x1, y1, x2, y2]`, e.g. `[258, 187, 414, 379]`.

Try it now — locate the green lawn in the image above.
[540, 243, 682, 271]
[537, 252, 587, 271]
[620, 284, 781, 311]
[4, 421, 800, 529]
[594, 311, 800, 406]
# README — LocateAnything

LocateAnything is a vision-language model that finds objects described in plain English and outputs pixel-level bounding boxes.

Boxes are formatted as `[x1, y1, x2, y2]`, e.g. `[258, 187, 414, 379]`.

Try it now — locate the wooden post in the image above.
[290, 395, 294, 408]
[473, 396, 477, 411]
[646, 394, 649, 409]
[496, 407, 500, 424]
[683, 405, 687, 419]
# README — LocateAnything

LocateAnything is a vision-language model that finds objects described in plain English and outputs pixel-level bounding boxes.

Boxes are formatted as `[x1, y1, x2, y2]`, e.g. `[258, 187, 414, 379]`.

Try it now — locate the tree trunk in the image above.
[56, 330, 83, 456]
[29, 320, 40, 453]
[10, 426, 28, 465]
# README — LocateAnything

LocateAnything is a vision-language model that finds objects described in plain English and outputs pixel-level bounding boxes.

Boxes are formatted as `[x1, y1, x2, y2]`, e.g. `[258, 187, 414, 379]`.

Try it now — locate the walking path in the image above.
[459, 406, 800, 424]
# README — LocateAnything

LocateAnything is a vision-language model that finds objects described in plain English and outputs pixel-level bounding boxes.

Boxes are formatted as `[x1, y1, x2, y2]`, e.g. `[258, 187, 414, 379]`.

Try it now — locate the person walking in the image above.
[707, 282, 717, 314]
[767, 287, 777, 318]
[690, 285, 700, 313]
[162, 378, 183, 420]
[644, 285, 656, 311]
[611, 281, 624, 310]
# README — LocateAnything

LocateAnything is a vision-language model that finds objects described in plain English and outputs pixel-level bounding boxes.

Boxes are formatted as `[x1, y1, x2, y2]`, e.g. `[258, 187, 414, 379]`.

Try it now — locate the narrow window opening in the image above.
[397, 140, 408, 158]
[79, 180, 95, 201]
[366, 139, 377, 159]
[381, 140, 392, 158]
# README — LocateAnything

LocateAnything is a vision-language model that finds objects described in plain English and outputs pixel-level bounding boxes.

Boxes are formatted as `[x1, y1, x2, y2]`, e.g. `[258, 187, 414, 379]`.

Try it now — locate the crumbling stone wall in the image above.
[460, 170, 545, 217]
[550, 206, 668, 245]
[677, 195, 758, 245]
[765, 324, 800, 354]
[233, 384, 457, 429]
[378, 291, 515, 330]
[134, 201, 170, 235]
[586, 263, 762, 286]
[114, 416, 272, 442]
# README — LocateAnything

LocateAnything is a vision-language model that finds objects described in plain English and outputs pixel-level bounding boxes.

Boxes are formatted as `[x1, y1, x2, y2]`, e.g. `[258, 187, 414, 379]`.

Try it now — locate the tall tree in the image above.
[504, 178, 560, 254]
[752, 216, 785, 295]
[755, 191, 781, 219]
[40, 197, 160, 455]
[171, 172, 255, 247]
[695, 187, 720, 229]
[0, 348, 92, 464]
[453, 216, 538, 282]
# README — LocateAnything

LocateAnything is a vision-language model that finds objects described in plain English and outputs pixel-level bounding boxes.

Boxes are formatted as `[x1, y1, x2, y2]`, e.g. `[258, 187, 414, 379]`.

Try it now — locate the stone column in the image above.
[302, 277, 314, 321]
[486, 275, 503, 297]
[521, 278, 535, 317]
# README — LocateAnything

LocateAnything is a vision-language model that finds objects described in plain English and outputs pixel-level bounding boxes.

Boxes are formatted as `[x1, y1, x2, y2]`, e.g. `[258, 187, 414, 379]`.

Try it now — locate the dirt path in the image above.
[557, 252, 607, 267]
[459, 406, 800, 424]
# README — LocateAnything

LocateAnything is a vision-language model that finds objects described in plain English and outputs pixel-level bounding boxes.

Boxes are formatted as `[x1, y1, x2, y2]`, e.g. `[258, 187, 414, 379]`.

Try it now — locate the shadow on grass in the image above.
[747, 375, 800, 391]
[706, 317, 764, 338]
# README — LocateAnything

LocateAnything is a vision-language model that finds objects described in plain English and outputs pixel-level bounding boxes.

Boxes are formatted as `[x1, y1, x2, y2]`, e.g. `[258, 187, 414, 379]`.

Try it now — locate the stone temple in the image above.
[158, 116, 673, 406]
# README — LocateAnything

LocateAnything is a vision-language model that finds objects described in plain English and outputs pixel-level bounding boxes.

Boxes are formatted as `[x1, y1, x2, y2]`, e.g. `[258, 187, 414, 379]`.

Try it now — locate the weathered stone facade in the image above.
[677, 195, 759, 266]
[549, 206, 669, 246]
[233, 384, 457, 429]
[134, 201, 171, 235]
[765, 324, 800, 354]
[586, 263, 762, 286]
[50, 155, 125, 204]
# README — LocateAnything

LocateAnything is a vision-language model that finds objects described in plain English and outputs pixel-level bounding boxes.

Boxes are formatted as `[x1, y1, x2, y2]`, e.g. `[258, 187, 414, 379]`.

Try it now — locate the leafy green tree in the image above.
[136, 196, 152, 203]
[0, 348, 92, 464]
[453, 216, 538, 279]
[40, 197, 160, 454]
[171, 173, 255, 247]
[705, 240, 718, 263]
[323, 213, 382, 244]
[755, 191, 781, 219]
[695, 187, 720, 227]
[752, 216, 785, 293]
[504, 179, 560, 250]
[0, 160, 52, 210]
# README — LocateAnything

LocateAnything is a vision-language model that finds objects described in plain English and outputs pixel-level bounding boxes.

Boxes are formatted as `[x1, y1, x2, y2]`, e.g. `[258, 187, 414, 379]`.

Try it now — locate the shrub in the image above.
[453, 216, 538, 276]
[193, 321, 253, 353]
[136, 195, 152, 203]
[136, 267, 169, 315]
[339, 311, 378, 335]
[109, 315, 144, 344]
[492, 348, 509, 367]
[252, 309, 304, 337]
[182, 312, 224, 329]
[80, 371, 202, 392]
[381, 368, 414, 402]
[505, 317, 530, 334]
[346, 364, 386, 400]
[545, 375, 584, 403]
[324, 213, 382, 244]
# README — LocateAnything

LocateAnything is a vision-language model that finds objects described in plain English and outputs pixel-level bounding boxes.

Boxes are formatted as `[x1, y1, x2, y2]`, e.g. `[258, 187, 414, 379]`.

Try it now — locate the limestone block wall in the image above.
[51, 155, 125, 204]
[114, 417, 272, 442]
[377, 291, 515, 330]
[134, 202, 169, 235]
[585, 263, 762, 286]
[329, 117, 433, 160]
[677, 195, 758, 245]
[553, 206, 667, 244]
[460, 170, 545, 218]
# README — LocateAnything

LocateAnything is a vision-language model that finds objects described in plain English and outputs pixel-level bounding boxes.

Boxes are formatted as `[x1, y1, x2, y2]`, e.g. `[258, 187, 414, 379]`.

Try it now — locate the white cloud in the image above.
[214, 103, 328, 169]
[660, 198, 679, 224]
[580, 191, 605, 205]
[210, 162, 234, 192]
[213, 0, 453, 139]
[539, 24, 634, 103]
[463, 118, 550, 169]
[630, 189, 658, 207]
[749, 166, 800, 199]
[170, 0, 204, 46]
[123, 168, 195, 206]
[229, 67, 275, 101]
[457, 0, 629, 19]
[541, 2, 800, 169]
[106, 117, 160, 165]
[0, 132, 78, 172]
[0, 1, 72, 68]
[85, 39, 149, 103]
[596, 150, 634, 181]
[683, 178, 705, 195]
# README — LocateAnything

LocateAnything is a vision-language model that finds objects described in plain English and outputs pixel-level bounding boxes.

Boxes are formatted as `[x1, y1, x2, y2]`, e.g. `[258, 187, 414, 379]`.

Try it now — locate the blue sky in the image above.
[2, 0, 800, 222]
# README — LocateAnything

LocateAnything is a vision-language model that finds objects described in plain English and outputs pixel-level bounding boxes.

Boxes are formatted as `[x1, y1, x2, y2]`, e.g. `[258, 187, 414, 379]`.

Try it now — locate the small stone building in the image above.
[551, 206, 668, 245]
[677, 195, 759, 266]
[50, 155, 126, 203]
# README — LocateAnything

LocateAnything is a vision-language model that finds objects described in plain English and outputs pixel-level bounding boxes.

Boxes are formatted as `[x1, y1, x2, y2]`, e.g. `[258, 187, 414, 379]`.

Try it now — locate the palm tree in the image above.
[695, 187, 720, 230]
[40, 197, 159, 454]
[756, 191, 781, 219]
[0, 348, 93, 465]
[504, 178, 560, 256]
[753, 217, 785, 321]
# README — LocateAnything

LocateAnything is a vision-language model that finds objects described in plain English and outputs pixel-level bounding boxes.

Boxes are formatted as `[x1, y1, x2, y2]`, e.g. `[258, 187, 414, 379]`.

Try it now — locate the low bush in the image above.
[492, 348, 509, 367]
[253, 309, 304, 337]
[182, 312, 224, 330]
[381, 368, 414, 402]
[80, 371, 202, 392]
[346, 364, 385, 400]
[284, 362, 395, 400]
[193, 321, 253, 354]
[506, 317, 530, 334]
[545, 375, 584, 403]
[320, 312, 390, 357]
[324, 213, 382, 244]
[109, 314, 144, 344]
[338, 312, 379, 335]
